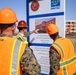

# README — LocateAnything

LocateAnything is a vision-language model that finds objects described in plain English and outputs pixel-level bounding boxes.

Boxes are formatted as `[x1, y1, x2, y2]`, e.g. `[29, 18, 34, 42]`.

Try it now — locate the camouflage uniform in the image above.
[49, 38, 76, 75]
[21, 47, 41, 75]
[49, 46, 60, 75]
[16, 33, 41, 75]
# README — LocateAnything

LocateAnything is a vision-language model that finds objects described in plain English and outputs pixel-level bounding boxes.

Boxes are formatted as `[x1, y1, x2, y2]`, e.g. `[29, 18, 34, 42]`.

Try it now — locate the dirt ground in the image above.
[66, 32, 76, 39]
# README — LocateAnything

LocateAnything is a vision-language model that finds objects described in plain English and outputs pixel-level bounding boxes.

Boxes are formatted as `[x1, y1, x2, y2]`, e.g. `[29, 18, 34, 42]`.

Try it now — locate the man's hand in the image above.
[34, 29, 39, 33]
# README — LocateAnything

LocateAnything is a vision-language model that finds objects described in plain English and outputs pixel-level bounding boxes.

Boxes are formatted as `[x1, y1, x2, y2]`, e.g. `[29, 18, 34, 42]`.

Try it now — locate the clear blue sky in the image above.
[66, 0, 76, 20]
[0, 0, 27, 21]
[0, 0, 76, 21]
[0, 0, 27, 32]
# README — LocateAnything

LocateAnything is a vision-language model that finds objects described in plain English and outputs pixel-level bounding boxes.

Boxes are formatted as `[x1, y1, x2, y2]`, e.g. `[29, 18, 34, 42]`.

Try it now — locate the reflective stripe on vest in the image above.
[16, 34, 28, 44]
[16, 34, 25, 41]
[70, 40, 76, 64]
[53, 39, 76, 75]
[10, 39, 22, 75]
[70, 39, 76, 56]
[53, 43, 67, 75]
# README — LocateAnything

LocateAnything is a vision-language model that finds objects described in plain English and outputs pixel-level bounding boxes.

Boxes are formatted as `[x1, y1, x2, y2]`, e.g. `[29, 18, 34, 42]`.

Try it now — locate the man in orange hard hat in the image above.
[46, 24, 76, 75]
[0, 8, 41, 75]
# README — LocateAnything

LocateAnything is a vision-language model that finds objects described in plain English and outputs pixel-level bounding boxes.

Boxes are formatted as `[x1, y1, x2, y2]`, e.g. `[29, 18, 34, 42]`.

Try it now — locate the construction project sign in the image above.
[28, 0, 65, 75]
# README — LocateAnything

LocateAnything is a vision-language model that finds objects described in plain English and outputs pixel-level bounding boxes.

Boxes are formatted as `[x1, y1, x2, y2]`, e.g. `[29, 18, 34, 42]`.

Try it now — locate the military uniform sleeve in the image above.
[24, 31, 35, 37]
[20, 47, 41, 75]
[49, 46, 60, 75]
[24, 32, 31, 37]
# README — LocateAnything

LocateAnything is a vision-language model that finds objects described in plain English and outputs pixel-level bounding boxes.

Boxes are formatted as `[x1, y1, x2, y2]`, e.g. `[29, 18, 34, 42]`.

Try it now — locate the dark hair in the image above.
[17, 27, 27, 31]
[49, 32, 59, 39]
[0, 23, 14, 28]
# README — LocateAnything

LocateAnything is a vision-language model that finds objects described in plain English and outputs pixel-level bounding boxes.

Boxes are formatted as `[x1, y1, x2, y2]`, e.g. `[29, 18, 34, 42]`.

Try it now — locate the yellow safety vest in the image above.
[16, 33, 28, 45]
[0, 37, 27, 75]
[52, 38, 76, 75]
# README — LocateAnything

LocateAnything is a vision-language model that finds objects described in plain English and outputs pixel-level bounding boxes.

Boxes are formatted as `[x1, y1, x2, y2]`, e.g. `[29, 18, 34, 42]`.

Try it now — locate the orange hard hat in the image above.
[46, 24, 59, 35]
[17, 20, 28, 28]
[0, 8, 18, 24]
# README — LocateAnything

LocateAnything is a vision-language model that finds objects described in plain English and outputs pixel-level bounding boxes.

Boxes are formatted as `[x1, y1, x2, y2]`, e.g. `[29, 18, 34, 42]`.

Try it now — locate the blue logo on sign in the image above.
[51, 0, 60, 9]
